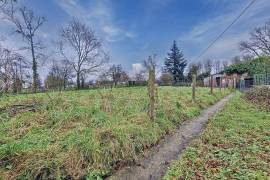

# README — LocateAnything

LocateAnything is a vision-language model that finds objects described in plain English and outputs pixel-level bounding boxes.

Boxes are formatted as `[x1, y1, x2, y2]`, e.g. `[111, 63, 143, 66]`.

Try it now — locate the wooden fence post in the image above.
[192, 74, 196, 101]
[220, 77, 222, 91]
[210, 75, 213, 94]
[148, 67, 155, 121]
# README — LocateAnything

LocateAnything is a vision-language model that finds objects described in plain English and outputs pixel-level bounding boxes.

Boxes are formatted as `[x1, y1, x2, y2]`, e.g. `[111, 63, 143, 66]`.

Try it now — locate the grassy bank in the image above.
[245, 86, 270, 111]
[164, 92, 270, 180]
[0, 87, 230, 179]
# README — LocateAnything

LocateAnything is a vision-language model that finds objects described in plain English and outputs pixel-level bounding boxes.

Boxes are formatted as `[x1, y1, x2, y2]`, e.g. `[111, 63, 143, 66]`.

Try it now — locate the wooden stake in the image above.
[192, 74, 196, 101]
[220, 77, 222, 91]
[210, 75, 213, 94]
[148, 68, 155, 121]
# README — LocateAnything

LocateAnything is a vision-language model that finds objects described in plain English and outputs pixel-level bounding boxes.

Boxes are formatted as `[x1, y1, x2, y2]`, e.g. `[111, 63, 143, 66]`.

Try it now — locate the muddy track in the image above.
[108, 93, 234, 180]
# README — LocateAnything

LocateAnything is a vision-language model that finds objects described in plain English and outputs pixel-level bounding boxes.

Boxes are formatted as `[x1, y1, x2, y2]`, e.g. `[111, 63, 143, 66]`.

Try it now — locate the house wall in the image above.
[204, 73, 239, 88]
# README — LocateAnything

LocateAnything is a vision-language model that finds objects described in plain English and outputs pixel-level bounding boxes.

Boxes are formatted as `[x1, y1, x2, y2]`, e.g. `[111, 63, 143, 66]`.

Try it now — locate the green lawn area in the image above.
[164, 92, 270, 180]
[0, 87, 230, 179]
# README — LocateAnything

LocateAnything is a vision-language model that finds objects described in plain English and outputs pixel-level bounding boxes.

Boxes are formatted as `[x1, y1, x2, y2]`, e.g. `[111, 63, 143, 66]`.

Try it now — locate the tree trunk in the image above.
[63, 78, 66, 90]
[76, 72, 80, 89]
[4, 75, 8, 93]
[173, 75, 177, 86]
[81, 77, 85, 89]
[30, 37, 38, 93]
[4, 65, 8, 93]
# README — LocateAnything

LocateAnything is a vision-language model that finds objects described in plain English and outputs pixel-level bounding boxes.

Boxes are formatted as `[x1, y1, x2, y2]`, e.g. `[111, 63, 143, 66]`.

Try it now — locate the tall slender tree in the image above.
[164, 40, 187, 84]
[1, 3, 45, 92]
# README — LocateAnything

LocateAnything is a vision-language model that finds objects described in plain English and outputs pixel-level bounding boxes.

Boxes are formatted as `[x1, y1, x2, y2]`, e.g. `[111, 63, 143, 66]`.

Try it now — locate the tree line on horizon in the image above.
[0, 0, 270, 93]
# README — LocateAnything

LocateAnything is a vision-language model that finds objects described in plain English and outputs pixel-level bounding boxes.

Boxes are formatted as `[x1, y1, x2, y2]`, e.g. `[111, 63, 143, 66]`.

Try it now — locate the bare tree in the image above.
[105, 64, 129, 86]
[231, 56, 241, 65]
[10, 52, 28, 92]
[60, 59, 74, 89]
[0, 47, 27, 92]
[222, 60, 229, 71]
[239, 41, 260, 57]
[135, 72, 145, 81]
[0, 0, 16, 12]
[242, 54, 253, 61]
[214, 60, 221, 74]
[1, 4, 45, 92]
[45, 60, 73, 90]
[0, 48, 12, 92]
[59, 19, 108, 89]
[240, 20, 270, 57]
[160, 73, 172, 85]
[187, 63, 199, 81]
[197, 62, 203, 74]
[204, 59, 213, 75]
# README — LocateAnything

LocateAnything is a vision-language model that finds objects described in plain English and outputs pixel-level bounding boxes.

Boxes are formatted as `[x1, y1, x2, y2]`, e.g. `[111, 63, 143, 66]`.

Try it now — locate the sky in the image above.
[1, 0, 270, 78]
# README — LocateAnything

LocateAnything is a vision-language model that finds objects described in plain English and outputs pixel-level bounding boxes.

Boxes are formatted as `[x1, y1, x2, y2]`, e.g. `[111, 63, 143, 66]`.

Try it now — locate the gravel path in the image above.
[108, 93, 234, 180]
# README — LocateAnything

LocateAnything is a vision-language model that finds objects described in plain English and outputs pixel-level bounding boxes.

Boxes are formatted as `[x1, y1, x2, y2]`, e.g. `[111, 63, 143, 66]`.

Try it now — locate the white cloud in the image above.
[101, 25, 136, 42]
[130, 63, 143, 77]
[55, 0, 135, 42]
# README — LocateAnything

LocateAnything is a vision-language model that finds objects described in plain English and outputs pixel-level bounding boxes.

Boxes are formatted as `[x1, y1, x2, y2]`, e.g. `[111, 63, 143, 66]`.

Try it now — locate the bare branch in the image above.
[240, 20, 270, 57]
[59, 19, 108, 89]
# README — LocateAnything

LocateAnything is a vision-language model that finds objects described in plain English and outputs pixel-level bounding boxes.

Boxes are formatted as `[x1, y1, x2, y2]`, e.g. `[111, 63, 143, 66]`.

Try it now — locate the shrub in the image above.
[245, 86, 270, 111]
[225, 57, 270, 76]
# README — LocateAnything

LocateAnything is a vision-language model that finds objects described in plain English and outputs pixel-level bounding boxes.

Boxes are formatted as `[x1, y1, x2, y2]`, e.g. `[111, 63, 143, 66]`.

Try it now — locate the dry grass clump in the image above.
[245, 86, 270, 111]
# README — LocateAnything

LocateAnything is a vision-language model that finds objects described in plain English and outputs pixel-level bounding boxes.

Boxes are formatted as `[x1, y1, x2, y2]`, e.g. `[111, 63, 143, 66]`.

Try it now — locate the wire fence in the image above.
[253, 73, 270, 86]
[239, 73, 270, 91]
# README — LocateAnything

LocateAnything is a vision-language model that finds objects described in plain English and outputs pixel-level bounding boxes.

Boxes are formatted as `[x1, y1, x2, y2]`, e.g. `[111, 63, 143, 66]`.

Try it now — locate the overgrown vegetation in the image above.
[0, 87, 230, 179]
[245, 86, 270, 111]
[224, 56, 270, 75]
[164, 93, 270, 180]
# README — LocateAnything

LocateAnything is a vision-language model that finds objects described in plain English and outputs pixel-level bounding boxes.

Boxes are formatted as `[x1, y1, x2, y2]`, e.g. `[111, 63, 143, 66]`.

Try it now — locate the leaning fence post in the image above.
[192, 74, 196, 101]
[148, 66, 155, 121]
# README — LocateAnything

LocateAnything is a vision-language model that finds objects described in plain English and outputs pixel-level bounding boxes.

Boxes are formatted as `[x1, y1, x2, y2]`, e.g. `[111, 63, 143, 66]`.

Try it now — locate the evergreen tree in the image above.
[164, 40, 187, 84]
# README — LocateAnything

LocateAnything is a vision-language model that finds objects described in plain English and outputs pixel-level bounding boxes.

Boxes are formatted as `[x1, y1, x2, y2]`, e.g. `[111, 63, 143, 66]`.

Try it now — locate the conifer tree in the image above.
[164, 40, 187, 84]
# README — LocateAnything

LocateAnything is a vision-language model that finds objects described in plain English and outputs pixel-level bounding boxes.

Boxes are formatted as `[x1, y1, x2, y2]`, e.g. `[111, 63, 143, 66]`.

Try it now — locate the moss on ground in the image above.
[164, 92, 270, 180]
[0, 87, 230, 179]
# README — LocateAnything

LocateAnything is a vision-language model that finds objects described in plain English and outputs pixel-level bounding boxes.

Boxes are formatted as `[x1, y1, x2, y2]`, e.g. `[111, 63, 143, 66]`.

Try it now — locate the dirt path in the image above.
[108, 93, 234, 180]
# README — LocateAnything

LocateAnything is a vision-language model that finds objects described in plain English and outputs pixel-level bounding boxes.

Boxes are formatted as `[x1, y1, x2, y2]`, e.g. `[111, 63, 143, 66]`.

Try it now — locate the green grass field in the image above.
[164, 92, 270, 180]
[0, 87, 230, 179]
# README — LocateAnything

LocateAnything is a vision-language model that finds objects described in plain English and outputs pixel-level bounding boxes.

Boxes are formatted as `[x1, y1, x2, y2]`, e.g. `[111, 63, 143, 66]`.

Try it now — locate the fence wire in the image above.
[253, 73, 270, 86]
